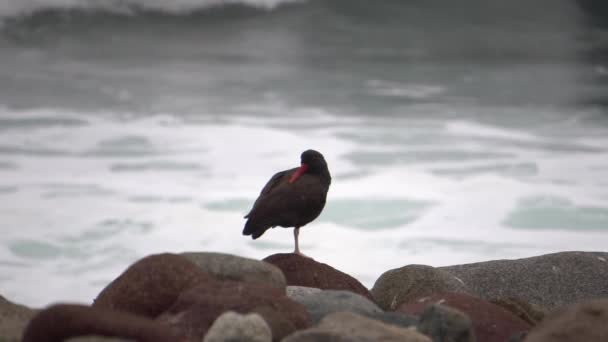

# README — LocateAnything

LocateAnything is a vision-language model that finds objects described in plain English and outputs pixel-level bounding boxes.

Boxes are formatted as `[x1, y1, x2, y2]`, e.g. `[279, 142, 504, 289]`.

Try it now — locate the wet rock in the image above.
[300, 311, 431, 342]
[400, 292, 531, 342]
[22, 304, 175, 342]
[203, 311, 271, 342]
[416, 304, 475, 342]
[371, 264, 470, 311]
[93, 253, 212, 318]
[289, 290, 382, 324]
[440, 251, 608, 309]
[157, 279, 309, 341]
[264, 254, 373, 300]
[523, 299, 608, 342]
[0, 295, 36, 342]
[182, 252, 286, 289]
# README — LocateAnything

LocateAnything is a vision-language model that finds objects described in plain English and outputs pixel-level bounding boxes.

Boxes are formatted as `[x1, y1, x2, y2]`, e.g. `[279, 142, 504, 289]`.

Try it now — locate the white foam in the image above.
[0, 0, 304, 18]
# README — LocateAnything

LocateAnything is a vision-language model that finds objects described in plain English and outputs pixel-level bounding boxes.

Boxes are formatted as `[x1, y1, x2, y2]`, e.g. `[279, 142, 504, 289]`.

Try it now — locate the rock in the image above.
[0, 295, 36, 342]
[250, 306, 297, 342]
[490, 298, 546, 326]
[440, 251, 608, 309]
[523, 299, 608, 342]
[286, 286, 323, 301]
[367, 311, 418, 329]
[399, 292, 531, 342]
[203, 311, 272, 342]
[93, 253, 212, 318]
[157, 279, 309, 341]
[283, 311, 429, 342]
[371, 264, 470, 311]
[22, 304, 176, 342]
[416, 304, 475, 342]
[288, 290, 382, 324]
[181, 252, 286, 289]
[264, 254, 373, 300]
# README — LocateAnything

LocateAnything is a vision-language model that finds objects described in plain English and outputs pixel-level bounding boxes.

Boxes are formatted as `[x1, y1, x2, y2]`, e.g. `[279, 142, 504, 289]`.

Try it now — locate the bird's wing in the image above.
[244, 168, 295, 218]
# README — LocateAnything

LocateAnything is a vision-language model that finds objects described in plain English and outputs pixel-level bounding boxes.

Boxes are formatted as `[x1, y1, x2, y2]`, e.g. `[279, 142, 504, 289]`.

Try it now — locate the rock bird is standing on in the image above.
[243, 150, 331, 256]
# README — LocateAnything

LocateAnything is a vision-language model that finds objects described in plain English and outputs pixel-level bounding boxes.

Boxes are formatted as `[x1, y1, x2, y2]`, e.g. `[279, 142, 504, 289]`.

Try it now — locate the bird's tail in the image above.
[243, 221, 267, 240]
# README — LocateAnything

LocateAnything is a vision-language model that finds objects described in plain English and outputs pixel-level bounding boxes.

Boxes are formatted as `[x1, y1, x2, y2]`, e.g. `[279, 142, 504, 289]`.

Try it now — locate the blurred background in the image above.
[0, 0, 607, 307]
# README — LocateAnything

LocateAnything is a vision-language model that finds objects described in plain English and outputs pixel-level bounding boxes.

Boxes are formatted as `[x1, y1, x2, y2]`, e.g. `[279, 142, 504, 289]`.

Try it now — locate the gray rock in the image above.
[286, 286, 322, 301]
[288, 290, 382, 324]
[440, 251, 608, 309]
[282, 330, 372, 342]
[181, 252, 286, 289]
[417, 304, 475, 342]
[523, 299, 608, 342]
[203, 311, 271, 342]
[371, 264, 470, 311]
[318, 311, 431, 342]
[366, 311, 418, 329]
[0, 295, 37, 342]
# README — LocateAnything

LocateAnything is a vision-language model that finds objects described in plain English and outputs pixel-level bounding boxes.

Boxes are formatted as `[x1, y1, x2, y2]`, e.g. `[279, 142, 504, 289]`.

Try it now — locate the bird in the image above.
[243, 149, 331, 256]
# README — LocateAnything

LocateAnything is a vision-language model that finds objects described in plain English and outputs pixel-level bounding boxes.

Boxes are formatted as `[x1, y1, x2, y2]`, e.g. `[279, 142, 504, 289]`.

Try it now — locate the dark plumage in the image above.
[243, 150, 331, 255]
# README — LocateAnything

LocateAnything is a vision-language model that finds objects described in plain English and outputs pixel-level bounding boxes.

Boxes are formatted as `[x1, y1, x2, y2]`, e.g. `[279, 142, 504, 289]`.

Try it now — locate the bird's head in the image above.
[289, 149, 329, 183]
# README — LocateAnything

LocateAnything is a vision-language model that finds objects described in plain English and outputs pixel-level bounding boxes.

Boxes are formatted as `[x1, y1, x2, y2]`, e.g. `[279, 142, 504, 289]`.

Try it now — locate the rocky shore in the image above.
[3, 251, 608, 341]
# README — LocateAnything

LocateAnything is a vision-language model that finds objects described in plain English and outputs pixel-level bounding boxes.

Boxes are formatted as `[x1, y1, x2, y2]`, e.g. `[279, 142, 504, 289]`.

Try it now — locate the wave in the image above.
[0, 0, 304, 18]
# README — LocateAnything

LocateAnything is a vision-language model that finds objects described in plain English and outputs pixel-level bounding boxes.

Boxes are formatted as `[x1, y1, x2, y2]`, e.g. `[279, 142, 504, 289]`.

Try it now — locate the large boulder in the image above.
[22, 304, 175, 342]
[523, 299, 608, 342]
[399, 292, 531, 342]
[93, 253, 212, 318]
[283, 311, 431, 342]
[264, 254, 373, 300]
[371, 264, 470, 311]
[181, 252, 286, 289]
[157, 279, 309, 341]
[203, 311, 272, 342]
[0, 295, 36, 342]
[440, 251, 608, 309]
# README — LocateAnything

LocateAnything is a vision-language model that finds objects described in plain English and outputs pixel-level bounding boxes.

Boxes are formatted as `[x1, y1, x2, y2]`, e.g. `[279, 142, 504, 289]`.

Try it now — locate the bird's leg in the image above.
[293, 227, 310, 258]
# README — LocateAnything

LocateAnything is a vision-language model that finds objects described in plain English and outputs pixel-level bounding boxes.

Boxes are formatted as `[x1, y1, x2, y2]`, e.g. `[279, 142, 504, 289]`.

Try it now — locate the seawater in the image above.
[0, 0, 607, 307]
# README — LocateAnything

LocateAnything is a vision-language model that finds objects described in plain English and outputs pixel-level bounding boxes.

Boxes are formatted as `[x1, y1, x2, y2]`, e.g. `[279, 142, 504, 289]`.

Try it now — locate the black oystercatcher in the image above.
[243, 150, 331, 256]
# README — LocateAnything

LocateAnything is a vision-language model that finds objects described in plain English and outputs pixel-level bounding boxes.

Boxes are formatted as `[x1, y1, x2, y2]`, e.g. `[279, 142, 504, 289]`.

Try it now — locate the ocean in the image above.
[0, 0, 607, 308]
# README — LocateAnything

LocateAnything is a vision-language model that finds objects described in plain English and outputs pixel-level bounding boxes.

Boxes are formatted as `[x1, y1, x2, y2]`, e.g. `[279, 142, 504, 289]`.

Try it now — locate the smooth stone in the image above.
[157, 279, 309, 341]
[264, 254, 373, 300]
[93, 253, 212, 318]
[22, 304, 175, 342]
[0, 295, 37, 342]
[523, 299, 608, 342]
[490, 298, 546, 326]
[203, 311, 271, 342]
[416, 304, 476, 342]
[286, 286, 323, 301]
[182, 252, 286, 289]
[288, 290, 382, 324]
[371, 264, 470, 311]
[440, 251, 608, 309]
[400, 292, 531, 342]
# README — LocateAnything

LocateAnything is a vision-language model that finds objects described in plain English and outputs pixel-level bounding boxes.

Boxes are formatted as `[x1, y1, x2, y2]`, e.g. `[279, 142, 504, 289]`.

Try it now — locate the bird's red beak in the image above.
[289, 163, 309, 184]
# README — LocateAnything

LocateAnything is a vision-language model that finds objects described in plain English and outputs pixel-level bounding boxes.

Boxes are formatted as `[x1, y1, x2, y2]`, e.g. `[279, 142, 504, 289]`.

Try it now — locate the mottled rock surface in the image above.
[284, 311, 429, 342]
[371, 264, 470, 310]
[93, 253, 212, 318]
[400, 292, 531, 342]
[264, 254, 373, 300]
[416, 304, 475, 342]
[182, 252, 286, 289]
[289, 290, 382, 324]
[440, 251, 608, 309]
[0, 295, 36, 342]
[203, 311, 271, 342]
[523, 299, 608, 342]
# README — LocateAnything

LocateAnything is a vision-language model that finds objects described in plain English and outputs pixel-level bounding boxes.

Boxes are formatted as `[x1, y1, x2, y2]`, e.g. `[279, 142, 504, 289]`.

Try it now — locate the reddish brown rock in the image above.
[263, 253, 372, 300]
[93, 253, 213, 318]
[399, 292, 531, 342]
[157, 279, 309, 341]
[22, 304, 176, 342]
[524, 299, 608, 342]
